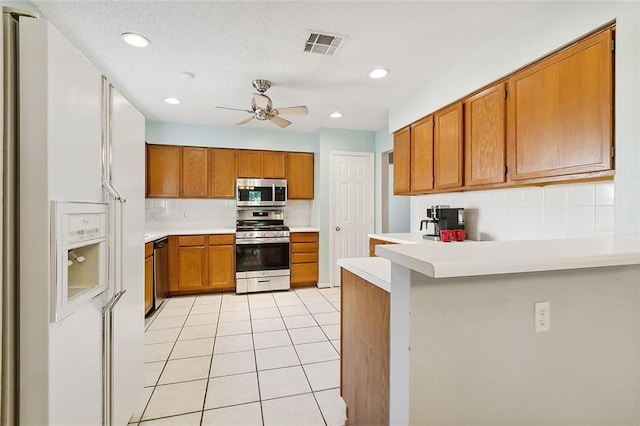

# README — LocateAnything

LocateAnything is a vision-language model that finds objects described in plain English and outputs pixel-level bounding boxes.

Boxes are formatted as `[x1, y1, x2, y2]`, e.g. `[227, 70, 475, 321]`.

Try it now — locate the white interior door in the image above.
[330, 151, 374, 286]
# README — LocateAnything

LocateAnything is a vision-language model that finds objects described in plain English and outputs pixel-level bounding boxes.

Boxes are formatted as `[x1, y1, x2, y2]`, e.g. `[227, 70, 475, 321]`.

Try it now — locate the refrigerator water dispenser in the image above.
[52, 201, 108, 321]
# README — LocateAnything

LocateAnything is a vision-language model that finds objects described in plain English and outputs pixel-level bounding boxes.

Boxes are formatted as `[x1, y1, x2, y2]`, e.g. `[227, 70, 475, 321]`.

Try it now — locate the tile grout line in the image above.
[198, 295, 223, 426]
[248, 293, 267, 426]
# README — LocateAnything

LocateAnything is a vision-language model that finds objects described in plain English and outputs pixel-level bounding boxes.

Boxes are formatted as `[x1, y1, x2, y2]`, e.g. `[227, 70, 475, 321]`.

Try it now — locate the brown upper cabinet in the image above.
[147, 144, 315, 199]
[393, 127, 411, 194]
[181, 146, 209, 198]
[236, 150, 263, 178]
[237, 150, 287, 179]
[263, 151, 287, 178]
[147, 144, 181, 197]
[464, 83, 507, 186]
[411, 115, 435, 192]
[209, 148, 236, 198]
[434, 102, 464, 189]
[393, 25, 614, 195]
[287, 152, 315, 199]
[507, 28, 613, 181]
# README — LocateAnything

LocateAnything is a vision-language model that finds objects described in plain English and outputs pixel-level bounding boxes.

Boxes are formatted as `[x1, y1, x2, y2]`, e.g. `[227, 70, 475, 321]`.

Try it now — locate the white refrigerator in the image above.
[2, 8, 145, 425]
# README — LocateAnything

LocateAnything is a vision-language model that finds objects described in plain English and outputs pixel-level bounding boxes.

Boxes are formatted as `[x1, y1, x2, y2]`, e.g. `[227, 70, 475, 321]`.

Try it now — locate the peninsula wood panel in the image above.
[236, 150, 263, 178]
[393, 126, 411, 194]
[464, 83, 507, 186]
[287, 152, 315, 199]
[146, 144, 181, 197]
[341, 268, 389, 426]
[410, 115, 434, 192]
[262, 151, 287, 178]
[209, 148, 236, 198]
[434, 102, 464, 189]
[507, 28, 613, 180]
[181, 146, 209, 197]
[369, 238, 397, 257]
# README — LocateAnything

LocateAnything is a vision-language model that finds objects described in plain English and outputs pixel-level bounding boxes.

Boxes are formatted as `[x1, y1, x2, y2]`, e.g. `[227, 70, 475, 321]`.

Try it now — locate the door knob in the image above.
[335, 226, 341, 231]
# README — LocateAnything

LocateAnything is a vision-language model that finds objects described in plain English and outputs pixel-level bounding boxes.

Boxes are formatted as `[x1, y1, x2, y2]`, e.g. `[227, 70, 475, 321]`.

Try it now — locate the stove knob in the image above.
[248, 232, 253, 237]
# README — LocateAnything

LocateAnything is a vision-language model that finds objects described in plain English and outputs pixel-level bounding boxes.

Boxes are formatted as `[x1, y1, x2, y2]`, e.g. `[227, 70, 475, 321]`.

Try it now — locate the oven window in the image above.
[236, 242, 290, 272]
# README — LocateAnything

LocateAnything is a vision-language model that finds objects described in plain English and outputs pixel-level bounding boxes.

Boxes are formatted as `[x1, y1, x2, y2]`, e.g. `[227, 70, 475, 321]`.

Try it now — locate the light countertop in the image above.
[369, 233, 426, 244]
[376, 238, 640, 279]
[144, 226, 319, 243]
[337, 257, 391, 292]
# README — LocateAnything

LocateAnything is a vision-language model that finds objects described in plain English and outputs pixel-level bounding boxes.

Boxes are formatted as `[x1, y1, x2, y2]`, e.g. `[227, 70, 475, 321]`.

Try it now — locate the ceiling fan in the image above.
[216, 79, 308, 128]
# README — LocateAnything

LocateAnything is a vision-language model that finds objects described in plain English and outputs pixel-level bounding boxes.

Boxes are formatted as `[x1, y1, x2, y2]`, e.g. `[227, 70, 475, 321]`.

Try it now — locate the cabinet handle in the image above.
[335, 226, 340, 232]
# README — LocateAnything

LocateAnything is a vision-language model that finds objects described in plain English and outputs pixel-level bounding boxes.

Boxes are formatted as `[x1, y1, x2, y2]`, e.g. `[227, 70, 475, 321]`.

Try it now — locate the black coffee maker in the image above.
[420, 205, 465, 240]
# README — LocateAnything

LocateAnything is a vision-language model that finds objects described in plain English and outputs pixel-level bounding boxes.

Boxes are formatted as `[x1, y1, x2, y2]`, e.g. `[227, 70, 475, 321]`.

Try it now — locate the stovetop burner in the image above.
[236, 224, 290, 232]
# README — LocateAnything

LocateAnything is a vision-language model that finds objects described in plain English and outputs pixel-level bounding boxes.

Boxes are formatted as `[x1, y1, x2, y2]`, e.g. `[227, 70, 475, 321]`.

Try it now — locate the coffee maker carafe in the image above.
[420, 205, 465, 240]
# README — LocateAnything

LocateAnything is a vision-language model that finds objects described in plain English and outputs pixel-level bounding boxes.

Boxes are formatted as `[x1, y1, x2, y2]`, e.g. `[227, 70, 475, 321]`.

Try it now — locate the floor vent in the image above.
[304, 31, 347, 56]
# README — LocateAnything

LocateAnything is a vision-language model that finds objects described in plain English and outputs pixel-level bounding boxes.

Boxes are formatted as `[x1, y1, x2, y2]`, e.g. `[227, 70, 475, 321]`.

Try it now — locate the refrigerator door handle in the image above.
[102, 288, 126, 426]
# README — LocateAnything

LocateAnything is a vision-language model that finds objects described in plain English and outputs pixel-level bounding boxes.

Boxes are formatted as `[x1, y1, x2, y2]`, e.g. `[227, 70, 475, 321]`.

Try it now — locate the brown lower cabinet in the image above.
[290, 232, 319, 287]
[168, 234, 235, 295]
[144, 242, 153, 315]
[341, 268, 390, 426]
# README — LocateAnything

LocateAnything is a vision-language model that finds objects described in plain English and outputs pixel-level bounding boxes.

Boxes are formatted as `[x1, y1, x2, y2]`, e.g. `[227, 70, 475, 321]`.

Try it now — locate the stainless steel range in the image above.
[235, 209, 290, 294]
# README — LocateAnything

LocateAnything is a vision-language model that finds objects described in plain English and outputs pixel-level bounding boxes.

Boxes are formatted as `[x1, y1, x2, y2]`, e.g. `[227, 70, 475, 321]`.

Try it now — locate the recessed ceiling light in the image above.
[368, 68, 389, 79]
[181, 72, 196, 80]
[121, 32, 150, 48]
[163, 97, 181, 105]
[329, 111, 343, 118]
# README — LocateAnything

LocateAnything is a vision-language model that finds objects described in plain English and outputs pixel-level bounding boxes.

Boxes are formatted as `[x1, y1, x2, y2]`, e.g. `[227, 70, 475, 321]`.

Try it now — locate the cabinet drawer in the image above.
[291, 252, 317, 264]
[291, 232, 319, 243]
[291, 262, 318, 284]
[178, 235, 206, 247]
[208, 234, 234, 246]
[145, 242, 153, 258]
[291, 242, 318, 253]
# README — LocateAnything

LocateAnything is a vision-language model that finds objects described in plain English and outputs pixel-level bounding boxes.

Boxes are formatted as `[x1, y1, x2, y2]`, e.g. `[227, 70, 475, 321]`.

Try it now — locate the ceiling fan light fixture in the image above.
[121, 32, 150, 48]
[163, 97, 181, 105]
[329, 111, 343, 118]
[368, 68, 389, 79]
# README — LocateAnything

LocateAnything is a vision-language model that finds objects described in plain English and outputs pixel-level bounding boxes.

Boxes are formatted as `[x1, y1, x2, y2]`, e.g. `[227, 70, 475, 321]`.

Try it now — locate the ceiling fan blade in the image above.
[236, 116, 255, 126]
[217, 106, 253, 113]
[253, 93, 271, 110]
[269, 115, 291, 128]
[274, 106, 308, 116]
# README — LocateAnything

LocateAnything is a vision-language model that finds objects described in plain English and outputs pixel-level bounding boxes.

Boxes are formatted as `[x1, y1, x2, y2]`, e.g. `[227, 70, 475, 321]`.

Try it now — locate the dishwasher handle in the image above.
[153, 237, 168, 249]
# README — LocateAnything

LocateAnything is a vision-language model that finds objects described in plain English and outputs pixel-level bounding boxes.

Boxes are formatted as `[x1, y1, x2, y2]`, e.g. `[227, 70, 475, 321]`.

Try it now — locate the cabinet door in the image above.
[434, 102, 463, 189]
[393, 127, 411, 194]
[236, 150, 263, 178]
[507, 28, 613, 180]
[291, 263, 318, 285]
[208, 245, 235, 291]
[144, 255, 153, 314]
[209, 148, 237, 198]
[146, 144, 181, 197]
[410, 116, 434, 192]
[177, 245, 208, 291]
[287, 152, 314, 199]
[263, 151, 287, 178]
[464, 83, 506, 186]
[181, 146, 208, 198]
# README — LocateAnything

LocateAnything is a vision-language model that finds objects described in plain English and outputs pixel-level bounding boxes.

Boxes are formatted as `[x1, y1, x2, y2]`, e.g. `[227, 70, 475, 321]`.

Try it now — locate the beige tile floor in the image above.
[130, 287, 345, 425]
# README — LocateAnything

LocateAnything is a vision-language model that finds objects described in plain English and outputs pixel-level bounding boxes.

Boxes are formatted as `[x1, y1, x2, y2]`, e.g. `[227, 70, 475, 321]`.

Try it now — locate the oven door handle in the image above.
[236, 237, 290, 245]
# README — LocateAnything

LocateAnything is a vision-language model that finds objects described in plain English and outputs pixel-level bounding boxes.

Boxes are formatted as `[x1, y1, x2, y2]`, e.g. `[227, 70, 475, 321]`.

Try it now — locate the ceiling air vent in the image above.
[304, 31, 347, 56]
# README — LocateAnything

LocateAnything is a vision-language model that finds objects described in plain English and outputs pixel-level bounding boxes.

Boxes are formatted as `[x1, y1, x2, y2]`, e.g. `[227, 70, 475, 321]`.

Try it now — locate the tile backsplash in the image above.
[411, 182, 615, 241]
[145, 198, 314, 229]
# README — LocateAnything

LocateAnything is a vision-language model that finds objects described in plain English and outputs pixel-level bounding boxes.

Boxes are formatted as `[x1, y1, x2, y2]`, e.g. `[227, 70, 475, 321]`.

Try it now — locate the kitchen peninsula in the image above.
[338, 238, 640, 425]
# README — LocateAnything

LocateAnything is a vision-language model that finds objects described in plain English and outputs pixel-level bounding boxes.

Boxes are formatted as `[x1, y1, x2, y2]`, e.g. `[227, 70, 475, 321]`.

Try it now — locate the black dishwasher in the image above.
[153, 237, 169, 310]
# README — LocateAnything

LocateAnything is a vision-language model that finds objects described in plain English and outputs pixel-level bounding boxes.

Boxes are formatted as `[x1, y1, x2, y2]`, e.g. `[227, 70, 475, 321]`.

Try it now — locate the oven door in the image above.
[236, 238, 290, 273]
[237, 184, 273, 207]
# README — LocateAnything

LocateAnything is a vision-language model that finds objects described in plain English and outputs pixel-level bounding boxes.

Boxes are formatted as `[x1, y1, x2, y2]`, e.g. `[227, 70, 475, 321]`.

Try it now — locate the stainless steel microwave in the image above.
[236, 178, 287, 207]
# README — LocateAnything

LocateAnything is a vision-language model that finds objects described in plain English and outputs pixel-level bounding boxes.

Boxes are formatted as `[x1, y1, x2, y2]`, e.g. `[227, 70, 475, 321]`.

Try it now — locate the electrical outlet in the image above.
[183, 211, 188, 219]
[534, 301, 550, 332]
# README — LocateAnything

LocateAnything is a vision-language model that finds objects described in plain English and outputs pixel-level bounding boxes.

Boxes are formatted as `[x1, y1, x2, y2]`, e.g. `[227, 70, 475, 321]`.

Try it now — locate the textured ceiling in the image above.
[30, 1, 540, 132]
